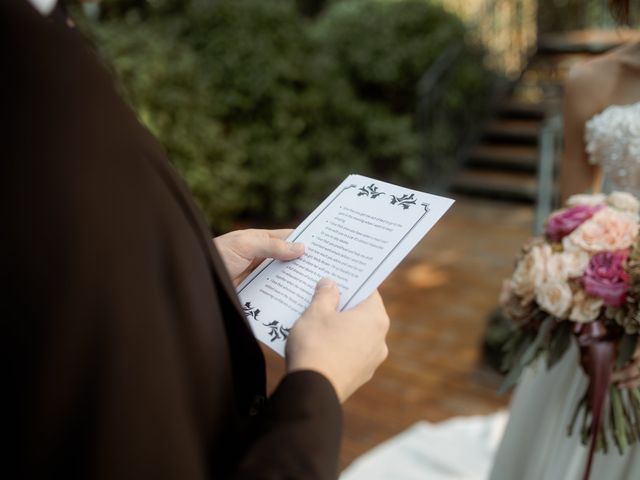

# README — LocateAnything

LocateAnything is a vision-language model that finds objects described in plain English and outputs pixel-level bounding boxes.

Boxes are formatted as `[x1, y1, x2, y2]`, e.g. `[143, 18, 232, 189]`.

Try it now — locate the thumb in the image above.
[308, 278, 340, 314]
[256, 235, 304, 261]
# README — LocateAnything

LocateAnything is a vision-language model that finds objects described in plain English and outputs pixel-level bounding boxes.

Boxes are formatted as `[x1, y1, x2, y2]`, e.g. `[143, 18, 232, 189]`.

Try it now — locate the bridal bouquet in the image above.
[500, 191, 640, 465]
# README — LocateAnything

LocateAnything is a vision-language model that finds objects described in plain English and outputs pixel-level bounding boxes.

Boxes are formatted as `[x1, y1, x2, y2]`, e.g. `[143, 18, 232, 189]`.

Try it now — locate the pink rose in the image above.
[583, 250, 630, 307]
[545, 204, 603, 242]
[564, 207, 638, 253]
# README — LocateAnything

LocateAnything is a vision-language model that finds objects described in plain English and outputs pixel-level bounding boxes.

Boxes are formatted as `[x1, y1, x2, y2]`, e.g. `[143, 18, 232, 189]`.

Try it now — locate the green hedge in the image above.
[315, 0, 467, 111]
[315, 0, 491, 181]
[81, 0, 490, 231]
[88, 19, 250, 228]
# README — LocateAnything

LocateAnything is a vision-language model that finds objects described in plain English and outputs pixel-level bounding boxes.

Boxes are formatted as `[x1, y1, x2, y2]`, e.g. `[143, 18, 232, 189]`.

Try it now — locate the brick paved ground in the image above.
[262, 196, 535, 469]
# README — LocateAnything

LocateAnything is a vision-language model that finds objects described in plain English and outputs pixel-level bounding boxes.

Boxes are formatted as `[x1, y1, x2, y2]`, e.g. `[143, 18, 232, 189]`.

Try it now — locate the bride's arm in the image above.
[559, 63, 605, 203]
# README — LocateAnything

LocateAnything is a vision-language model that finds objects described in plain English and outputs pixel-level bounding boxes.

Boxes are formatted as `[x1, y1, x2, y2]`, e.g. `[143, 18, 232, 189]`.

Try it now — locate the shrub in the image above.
[315, 0, 492, 181]
[86, 17, 248, 231]
[79, 0, 490, 228]
[182, 0, 421, 221]
[315, 0, 469, 111]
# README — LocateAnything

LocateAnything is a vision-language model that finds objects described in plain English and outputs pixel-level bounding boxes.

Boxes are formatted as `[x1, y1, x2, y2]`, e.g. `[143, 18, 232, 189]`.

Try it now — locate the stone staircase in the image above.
[454, 101, 543, 202]
[450, 30, 639, 203]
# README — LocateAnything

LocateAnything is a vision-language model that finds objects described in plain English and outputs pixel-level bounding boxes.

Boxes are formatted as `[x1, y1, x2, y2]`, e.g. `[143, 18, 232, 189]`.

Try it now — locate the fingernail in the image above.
[317, 278, 335, 289]
[289, 242, 304, 253]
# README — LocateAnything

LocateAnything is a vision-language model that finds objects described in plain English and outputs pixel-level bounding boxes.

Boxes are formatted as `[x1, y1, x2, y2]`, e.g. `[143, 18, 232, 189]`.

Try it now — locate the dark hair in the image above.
[609, 0, 631, 24]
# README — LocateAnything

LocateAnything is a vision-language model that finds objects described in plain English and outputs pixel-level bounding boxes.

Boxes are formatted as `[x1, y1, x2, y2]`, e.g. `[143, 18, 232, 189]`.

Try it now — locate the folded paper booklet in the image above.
[237, 174, 454, 355]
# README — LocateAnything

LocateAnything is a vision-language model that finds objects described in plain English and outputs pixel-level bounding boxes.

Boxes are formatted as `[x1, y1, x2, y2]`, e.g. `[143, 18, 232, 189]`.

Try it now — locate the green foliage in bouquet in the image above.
[499, 313, 574, 393]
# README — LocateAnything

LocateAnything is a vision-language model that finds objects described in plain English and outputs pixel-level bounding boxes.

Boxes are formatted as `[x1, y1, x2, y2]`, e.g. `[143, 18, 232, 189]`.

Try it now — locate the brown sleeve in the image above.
[236, 371, 343, 479]
[1, 2, 342, 479]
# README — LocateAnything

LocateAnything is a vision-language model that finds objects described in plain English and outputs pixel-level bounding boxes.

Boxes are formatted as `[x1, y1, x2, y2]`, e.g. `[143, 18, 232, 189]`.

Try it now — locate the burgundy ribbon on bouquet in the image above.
[575, 320, 618, 480]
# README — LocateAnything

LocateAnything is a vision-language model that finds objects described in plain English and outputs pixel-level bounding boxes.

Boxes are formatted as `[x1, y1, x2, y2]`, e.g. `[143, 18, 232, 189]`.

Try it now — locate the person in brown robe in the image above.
[0, 1, 390, 478]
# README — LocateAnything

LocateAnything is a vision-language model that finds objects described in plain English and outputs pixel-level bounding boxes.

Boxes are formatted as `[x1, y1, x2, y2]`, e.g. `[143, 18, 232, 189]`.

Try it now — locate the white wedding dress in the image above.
[489, 102, 640, 480]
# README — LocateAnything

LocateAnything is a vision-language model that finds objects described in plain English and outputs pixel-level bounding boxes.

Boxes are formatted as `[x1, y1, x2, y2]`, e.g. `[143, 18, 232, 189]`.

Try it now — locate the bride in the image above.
[489, 3, 640, 479]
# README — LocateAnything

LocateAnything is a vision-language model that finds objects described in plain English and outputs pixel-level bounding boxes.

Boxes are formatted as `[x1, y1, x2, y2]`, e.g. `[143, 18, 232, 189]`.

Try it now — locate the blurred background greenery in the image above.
[76, 0, 493, 231]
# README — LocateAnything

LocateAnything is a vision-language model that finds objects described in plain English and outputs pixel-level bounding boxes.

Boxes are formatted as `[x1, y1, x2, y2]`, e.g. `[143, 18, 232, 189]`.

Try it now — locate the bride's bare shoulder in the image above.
[564, 55, 621, 122]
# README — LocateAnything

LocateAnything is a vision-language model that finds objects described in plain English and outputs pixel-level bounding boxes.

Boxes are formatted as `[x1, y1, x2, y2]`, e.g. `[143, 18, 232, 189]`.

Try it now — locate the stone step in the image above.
[466, 143, 538, 172]
[497, 99, 546, 120]
[450, 169, 537, 202]
[538, 29, 640, 55]
[482, 118, 541, 144]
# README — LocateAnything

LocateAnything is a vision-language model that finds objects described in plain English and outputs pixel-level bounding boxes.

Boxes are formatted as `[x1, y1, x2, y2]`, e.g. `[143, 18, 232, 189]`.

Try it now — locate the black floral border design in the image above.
[358, 183, 386, 199]
[356, 184, 423, 211]
[262, 320, 291, 342]
[243, 304, 292, 344]
[242, 302, 261, 320]
[390, 193, 417, 210]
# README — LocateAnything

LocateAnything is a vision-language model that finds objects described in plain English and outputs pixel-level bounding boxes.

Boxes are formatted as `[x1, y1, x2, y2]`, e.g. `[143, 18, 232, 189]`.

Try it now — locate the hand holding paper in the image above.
[286, 279, 390, 402]
[214, 229, 304, 286]
[237, 174, 454, 356]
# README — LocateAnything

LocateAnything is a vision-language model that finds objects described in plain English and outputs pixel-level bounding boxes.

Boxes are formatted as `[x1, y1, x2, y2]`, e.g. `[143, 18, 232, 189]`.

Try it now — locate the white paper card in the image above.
[237, 174, 454, 355]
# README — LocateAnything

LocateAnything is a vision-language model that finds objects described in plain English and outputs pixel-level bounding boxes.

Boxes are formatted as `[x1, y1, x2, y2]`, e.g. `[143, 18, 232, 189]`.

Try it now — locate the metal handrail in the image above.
[534, 114, 563, 234]
[415, 42, 465, 186]
[416, 43, 464, 103]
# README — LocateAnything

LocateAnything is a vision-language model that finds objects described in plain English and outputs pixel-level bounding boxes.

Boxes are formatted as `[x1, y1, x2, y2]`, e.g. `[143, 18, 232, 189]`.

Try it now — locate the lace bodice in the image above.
[585, 101, 640, 196]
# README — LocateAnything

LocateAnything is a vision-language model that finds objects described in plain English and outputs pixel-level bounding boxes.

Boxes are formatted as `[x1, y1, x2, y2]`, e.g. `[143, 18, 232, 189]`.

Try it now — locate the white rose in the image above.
[569, 290, 603, 323]
[560, 250, 590, 279]
[536, 280, 573, 319]
[512, 245, 551, 302]
[606, 191, 640, 214]
[562, 235, 581, 253]
[566, 193, 606, 207]
[545, 253, 568, 282]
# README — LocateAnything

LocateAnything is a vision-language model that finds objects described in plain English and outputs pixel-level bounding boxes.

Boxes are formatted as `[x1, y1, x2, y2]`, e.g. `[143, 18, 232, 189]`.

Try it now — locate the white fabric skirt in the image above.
[490, 342, 640, 480]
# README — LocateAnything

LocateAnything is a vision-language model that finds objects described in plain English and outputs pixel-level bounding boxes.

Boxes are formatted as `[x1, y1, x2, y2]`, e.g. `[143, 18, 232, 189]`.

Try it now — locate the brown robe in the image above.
[0, 1, 342, 478]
